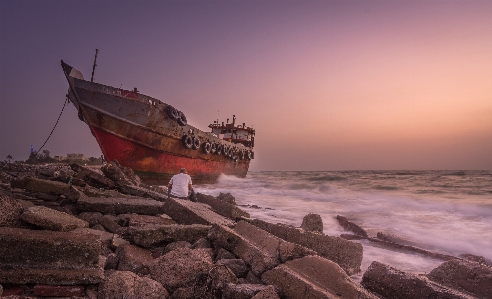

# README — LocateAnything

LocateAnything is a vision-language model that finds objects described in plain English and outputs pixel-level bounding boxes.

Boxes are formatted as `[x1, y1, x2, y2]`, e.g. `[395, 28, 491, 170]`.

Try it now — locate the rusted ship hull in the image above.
[62, 61, 253, 184]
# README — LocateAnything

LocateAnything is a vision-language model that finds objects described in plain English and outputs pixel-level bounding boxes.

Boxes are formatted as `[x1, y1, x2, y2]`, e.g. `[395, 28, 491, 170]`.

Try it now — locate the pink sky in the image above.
[1, 1, 491, 170]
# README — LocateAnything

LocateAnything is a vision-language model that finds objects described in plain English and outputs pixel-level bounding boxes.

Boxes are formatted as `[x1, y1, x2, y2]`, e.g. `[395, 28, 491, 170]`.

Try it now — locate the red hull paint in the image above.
[90, 126, 248, 184]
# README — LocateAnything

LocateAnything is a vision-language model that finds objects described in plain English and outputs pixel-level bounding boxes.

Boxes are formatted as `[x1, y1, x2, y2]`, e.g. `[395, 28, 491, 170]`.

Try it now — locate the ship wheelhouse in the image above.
[208, 115, 255, 148]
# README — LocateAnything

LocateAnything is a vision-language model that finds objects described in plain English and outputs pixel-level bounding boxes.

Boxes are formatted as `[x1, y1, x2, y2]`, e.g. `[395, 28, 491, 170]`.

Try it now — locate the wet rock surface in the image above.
[0, 160, 489, 298]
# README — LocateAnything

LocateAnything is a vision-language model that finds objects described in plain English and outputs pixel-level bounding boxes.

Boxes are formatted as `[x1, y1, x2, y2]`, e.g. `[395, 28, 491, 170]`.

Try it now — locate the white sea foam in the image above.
[195, 171, 492, 274]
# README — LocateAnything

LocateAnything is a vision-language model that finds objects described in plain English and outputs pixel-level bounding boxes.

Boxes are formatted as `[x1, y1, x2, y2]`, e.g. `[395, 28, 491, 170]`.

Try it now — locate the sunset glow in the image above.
[1, 0, 491, 170]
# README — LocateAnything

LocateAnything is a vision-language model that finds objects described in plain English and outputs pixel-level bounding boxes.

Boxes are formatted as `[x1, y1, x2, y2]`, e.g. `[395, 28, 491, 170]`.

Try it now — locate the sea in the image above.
[195, 170, 492, 280]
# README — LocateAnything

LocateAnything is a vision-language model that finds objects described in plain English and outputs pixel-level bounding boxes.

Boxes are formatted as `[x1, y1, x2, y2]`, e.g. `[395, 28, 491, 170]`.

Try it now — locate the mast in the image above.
[91, 49, 99, 83]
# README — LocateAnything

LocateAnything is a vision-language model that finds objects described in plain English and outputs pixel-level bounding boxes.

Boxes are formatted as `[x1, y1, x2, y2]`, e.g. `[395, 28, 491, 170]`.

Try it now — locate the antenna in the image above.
[91, 49, 99, 83]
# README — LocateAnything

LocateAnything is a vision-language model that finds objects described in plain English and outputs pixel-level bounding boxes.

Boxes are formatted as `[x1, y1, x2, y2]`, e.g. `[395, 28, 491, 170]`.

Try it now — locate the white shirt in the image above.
[169, 173, 192, 198]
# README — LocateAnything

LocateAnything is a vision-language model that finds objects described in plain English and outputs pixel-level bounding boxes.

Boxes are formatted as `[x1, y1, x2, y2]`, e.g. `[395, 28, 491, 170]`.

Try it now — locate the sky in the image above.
[1, 0, 491, 171]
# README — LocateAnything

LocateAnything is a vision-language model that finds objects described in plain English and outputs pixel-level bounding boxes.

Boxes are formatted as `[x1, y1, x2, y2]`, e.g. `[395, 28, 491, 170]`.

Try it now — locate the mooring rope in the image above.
[34, 95, 69, 155]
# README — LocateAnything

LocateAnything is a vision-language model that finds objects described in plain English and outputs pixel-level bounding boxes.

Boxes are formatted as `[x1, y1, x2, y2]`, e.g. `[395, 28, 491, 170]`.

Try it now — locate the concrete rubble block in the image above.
[208, 224, 277, 276]
[170, 287, 194, 299]
[336, 215, 368, 238]
[117, 213, 176, 227]
[427, 259, 492, 299]
[251, 285, 280, 299]
[116, 184, 168, 201]
[20, 206, 89, 231]
[207, 264, 239, 295]
[0, 268, 104, 285]
[362, 261, 477, 299]
[233, 221, 316, 263]
[162, 197, 235, 226]
[209, 221, 314, 276]
[70, 163, 116, 189]
[196, 192, 250, 220]
[71, 227, 114, 249]
[102, 160, 141, 186]
[262, 256, 377, 299]
[0, 227, 100, 270]
[123, 223, 211, 247]
[0, 194, 26, 228]
[98, 215, 121, 233]
[216, 259, 249, 278]
[223, 284, 272, 299]
[217, 192, 236, 205]
[117, 244, 153, 275]
[11, 176, 80, 202]
[248, 218, 363, 275]
[77, 196, 165, 215]
[98, 270, 169, 299]
[149, 248, 213, 293]
[164, 241, 192, 254]
[78, 212, 103, 227]
[33, 284, 84, 297]
[300, 213, 324, 233]
[192, 237, 211, 249]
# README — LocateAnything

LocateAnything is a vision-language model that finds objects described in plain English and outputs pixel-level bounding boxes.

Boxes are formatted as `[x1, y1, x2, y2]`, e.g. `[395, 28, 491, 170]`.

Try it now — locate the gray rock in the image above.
[98, 215, 121, 234]
[427, 259, 492, 299]
[117, 213, 176, 227]
[98, 270, 169, 299]
[164, 241, 192, 254]
[77, 196, 165, 215]
[101, 160, 140, 187]
[11, 176, 80, 202]
[247, 218, 362, 275]
[0, 194, 26, 228]
[217, 192, 236, 205]
[362, 261, 476, 299]
[122, 224, 211, 248]
[170, 287, 194, 299]
[70, 163, 115, 189]
[208, 221, 315, 276]
[251, 285, 280, 299]
[300, 213, 323, 233]
[0, 227, 103, 284]
[215, 248, 237, 261]
[336, 215, 368, 238]
[20, 206, 88, 231]
[117, 244, 153, 275]
[196, 192, 250, 220]
[263, 256, 377, 299]
[162, 197, 235, 226]
[192, 237, 211, 249]
[149, 248, 213, 292]
[78, 212, 103, 227]
[216, 259, 249, 278]
[223, 284, 271, 299]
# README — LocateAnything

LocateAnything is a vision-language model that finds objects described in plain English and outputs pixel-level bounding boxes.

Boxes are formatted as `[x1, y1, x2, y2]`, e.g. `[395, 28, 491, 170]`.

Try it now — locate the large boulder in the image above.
[427, 259, 492, 299]
[20, 206, 88, 231]
[300, 213, 323, 233]
[0, 195, 26, 228]
[362, 261, 476, 299]
[116, 244, 153, 275]
[149, 248, 213, 292]
[117, 213, 176, 227]
[262, 256, 377, 299]
[98, 271, 169, 299]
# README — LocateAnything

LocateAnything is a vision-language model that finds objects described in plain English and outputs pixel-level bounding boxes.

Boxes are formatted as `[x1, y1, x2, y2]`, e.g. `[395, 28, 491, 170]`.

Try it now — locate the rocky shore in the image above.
[1, 161, 491, 298]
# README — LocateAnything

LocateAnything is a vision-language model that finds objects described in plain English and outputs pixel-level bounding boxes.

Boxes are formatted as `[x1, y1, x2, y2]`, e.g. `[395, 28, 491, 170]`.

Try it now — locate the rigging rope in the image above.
[34, 95, 69, 155]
